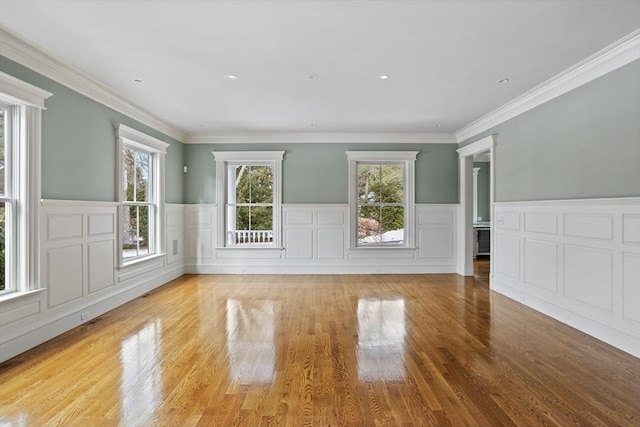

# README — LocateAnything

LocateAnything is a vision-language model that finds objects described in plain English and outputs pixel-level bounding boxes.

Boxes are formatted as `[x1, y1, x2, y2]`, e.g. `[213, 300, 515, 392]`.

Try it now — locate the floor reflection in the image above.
[357, 298, 406, 382]
[119, 320, 163, 425]
[226, 299, 276, 384]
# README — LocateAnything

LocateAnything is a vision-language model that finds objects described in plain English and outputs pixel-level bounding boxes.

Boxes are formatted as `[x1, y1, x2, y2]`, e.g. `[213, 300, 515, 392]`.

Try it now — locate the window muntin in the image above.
[213, 151, 284, 249]
[116, 124, 168, 266]
[347, 151, 417, 249]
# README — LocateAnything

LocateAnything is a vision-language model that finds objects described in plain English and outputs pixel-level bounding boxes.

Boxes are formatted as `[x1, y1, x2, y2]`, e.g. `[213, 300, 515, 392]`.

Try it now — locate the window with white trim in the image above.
[213, 151, 284, 248]
[0, 72, 51, 296]
[347, 151, 418, 248]
[116, 124, 168, 265]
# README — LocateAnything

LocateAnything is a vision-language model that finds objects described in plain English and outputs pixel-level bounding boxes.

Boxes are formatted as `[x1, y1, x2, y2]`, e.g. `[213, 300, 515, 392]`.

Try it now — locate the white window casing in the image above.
[346, 151, 418, 249]
[213, 151, 285, 249]
[0, 72, 52, 298]
[115, 123, 169, 267]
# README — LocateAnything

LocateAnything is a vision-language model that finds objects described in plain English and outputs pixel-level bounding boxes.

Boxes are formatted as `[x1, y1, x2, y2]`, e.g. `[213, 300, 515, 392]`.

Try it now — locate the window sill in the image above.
[0, 288, 47, 304]
[349, 246, 417, 251]
[216, 246, 284, 251]
[119, 253, 167, 270]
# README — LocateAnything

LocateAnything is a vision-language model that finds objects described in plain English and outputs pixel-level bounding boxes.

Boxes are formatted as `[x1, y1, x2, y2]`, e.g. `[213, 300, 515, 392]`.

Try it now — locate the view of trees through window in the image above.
[357, 163, 405, 245]
[122, 147, 151, 259]
[0, 108, 5, 290]
[228, 165, 273, 244]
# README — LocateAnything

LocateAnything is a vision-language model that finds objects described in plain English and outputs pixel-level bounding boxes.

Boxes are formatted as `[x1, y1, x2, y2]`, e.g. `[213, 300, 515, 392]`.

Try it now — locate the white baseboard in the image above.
[185, 264, 457, 275]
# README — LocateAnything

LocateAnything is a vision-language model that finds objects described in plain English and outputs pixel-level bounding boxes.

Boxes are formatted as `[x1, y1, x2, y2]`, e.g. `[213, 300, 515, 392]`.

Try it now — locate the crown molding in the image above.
[0, 27, 187, 142]
[455, 29, 640, 143]
[185, 132, 457, 145]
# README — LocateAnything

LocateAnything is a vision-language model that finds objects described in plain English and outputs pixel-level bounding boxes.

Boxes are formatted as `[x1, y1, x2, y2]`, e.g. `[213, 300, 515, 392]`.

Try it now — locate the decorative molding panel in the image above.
[47, 245, 84, 308]
[0, 200, 185, 363]
[492, 197, 640, 357]
[88, 240, 115, 294]
[185, 204, 457, 273]
[47, 214, 83, 240]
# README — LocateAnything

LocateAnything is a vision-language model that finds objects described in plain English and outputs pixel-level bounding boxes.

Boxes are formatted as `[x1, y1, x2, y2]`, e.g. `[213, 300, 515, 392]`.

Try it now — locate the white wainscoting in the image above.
[492, 198, 640, 357]
[0, 201, 186, 363]
[185, 204, 457, 274]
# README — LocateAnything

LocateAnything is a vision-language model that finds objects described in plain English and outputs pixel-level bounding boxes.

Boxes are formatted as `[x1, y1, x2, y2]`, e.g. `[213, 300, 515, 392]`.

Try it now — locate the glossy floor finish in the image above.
[1, 272, 639, 426]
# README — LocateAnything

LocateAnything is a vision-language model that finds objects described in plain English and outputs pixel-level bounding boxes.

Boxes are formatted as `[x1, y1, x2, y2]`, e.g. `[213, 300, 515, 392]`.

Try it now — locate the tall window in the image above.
[214, 152, 284, 248]
[0, 103, 11, 292]
[347, 151, 418, 248]
[0, 72, 51, 296]
[116, 124, 168, 265]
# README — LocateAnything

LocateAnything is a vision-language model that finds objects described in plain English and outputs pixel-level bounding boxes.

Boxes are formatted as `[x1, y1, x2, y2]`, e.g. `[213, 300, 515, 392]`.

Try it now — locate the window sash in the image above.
[214, 152, 283, 249]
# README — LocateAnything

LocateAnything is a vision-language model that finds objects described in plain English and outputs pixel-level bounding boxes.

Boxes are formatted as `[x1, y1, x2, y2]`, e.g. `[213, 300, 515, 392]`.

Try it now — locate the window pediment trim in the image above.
[212, 151, 285, 161]
[346, 151, 418, 161]
[115, 123, 169, 154]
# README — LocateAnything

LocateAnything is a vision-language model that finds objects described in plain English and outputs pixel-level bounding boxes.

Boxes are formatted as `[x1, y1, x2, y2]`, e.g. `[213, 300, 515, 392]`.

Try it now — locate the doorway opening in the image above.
[456, 135, 496, 285]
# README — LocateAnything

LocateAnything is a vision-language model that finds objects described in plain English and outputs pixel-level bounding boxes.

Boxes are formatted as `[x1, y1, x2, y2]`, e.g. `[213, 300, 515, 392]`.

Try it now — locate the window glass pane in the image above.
[251, 206, 273, 234]
[233, 206, 250, 243]
[381, 165, 404, 203]
[0, 108, 5, 197]
[0, 202, 5, 291]
[135, 151, 150, 202]
[249, 166, 273, 204]
[381, 206, 404, 245]
[358, 164, 380, 204]
[122, 205, 151, 259]
[358, 206, 382, 245]
[234, 165, 251, 204]
[123, 147, 135, 202]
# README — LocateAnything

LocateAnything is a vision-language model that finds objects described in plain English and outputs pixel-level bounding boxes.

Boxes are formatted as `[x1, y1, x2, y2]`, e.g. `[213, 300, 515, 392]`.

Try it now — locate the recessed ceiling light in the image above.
[307, 74, 318, 79]
[227, 74, 239, 80]
[379, 75, 390, 80]
[436, 124, 443, 128]
[497, 78, 510, 84]
[310, 123, 318, 128]
[133, 78, 144, 83]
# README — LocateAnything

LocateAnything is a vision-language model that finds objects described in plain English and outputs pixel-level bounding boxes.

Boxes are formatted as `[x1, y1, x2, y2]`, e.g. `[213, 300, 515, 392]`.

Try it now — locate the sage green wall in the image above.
[0, 56, 185, 203]
[473, 162, 490, 221]
[184, 143, 459, 204]
[461, 60, 640, 202]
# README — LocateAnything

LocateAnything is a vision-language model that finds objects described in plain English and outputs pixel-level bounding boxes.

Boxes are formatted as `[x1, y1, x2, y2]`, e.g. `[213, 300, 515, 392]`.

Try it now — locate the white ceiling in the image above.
[1, 0, 639, 140]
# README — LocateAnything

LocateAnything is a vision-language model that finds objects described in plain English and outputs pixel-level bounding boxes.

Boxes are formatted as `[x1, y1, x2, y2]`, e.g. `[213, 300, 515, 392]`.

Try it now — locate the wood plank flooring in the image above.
[1, 271, 639, 426]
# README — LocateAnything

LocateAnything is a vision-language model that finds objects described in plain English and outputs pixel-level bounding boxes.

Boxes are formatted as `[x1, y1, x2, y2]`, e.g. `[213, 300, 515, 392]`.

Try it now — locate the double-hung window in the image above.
[213, 151, 284, 248]
[347, 151, 418, 248]
[116, 124, 168, 265]
[0, 72, 51, 296]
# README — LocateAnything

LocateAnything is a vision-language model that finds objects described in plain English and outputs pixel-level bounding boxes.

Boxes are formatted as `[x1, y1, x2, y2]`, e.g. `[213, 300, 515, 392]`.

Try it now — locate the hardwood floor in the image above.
[1, 274, 639, 426]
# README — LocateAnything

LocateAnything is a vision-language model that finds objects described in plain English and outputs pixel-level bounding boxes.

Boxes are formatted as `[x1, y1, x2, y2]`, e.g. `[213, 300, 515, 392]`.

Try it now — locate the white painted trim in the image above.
[115, 125, 167, 267]
[187, 132, 457, 145]
[185, 265, 457, 275]
[457, 135, 496, 276]
[212, 151, 285, 161]
[0, 71, 52, 109]
[346, 152, 417, 248]
[213, 152, 284, 248]
[345, 151, 419, 161]
[41, 199, 119, 208]
[115, 123, 170, 154]
[0, 28, 186, 142]
[492, 198, 640, 357]
[455, 29, 640, 142]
